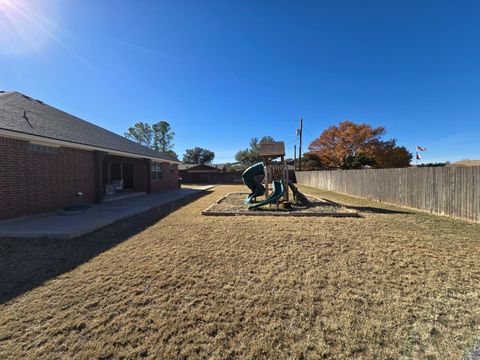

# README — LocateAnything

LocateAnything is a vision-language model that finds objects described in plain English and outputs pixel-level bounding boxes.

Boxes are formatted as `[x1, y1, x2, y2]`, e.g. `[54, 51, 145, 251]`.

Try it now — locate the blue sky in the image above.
[1, 0, 479, 163]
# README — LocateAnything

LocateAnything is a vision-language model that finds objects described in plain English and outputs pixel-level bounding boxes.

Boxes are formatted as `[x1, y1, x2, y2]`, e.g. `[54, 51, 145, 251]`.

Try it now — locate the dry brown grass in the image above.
[449, 160, 480, 166]
[1, 184, 480, 359]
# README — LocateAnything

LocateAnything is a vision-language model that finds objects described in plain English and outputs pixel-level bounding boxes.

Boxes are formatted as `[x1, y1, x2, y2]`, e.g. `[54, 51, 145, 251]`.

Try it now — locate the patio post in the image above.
[145, 158, 152, 194]
[93, 150, 107, 203]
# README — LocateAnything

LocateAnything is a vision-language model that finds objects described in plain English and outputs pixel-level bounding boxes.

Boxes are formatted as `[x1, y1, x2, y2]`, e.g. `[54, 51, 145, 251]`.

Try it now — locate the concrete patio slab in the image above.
[181, 184, 217, 191]
[0, 188, 209, 240]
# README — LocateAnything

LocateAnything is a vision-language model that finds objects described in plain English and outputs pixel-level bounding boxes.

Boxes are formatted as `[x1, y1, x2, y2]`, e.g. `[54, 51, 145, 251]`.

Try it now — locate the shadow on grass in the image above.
[321, 199, 413, 215]
[344, 205, 412, 215]
[0, 190, 211, 305]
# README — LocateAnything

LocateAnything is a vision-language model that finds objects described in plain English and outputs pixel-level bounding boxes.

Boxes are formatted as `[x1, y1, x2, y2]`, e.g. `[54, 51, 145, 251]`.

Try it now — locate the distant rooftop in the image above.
[179, 163, 226, 171]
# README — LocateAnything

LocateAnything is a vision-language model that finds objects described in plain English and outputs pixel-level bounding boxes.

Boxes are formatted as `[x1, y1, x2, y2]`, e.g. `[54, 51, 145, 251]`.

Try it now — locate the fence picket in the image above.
[296, 166, 480, 223]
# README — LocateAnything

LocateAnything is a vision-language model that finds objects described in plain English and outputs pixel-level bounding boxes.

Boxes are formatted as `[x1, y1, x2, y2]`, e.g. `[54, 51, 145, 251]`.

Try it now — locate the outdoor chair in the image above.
[111, 180, 124, 192]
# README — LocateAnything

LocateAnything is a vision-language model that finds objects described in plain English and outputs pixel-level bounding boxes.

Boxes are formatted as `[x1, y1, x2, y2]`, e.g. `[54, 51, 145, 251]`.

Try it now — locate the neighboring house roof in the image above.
[0, 91, 179, 163]
[448, 160, 480, 167]
[211, 164, 227, 171]
[179, 164, 221, 172]
[179, 163, 227, 171]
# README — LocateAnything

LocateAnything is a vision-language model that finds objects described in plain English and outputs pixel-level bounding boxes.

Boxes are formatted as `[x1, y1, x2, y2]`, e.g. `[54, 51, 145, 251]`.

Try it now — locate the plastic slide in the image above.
[242, 162, 266, 203]
[248, 180, 285, 210]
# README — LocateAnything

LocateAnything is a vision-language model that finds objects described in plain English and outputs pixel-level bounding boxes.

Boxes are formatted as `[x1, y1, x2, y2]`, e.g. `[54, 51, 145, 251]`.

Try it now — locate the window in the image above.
[152, 162, 163, 181]
[30, 143, 59, 153]
[169, 163, 174, 174]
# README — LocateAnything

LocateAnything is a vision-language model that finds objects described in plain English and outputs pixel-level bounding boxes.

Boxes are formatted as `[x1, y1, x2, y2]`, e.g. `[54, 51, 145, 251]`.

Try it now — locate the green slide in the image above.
[242, 162, 266, 204]
[248, 180, 285, 210]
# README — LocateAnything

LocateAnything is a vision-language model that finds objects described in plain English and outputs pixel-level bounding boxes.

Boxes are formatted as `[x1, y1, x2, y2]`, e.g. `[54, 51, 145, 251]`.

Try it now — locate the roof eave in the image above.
[0, 128, 182, 164]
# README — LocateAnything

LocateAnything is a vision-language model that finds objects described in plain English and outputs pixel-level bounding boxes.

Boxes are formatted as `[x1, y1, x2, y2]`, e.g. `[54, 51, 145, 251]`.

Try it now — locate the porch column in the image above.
[94, 150, 107, 203]
[145, 158, 152, 194]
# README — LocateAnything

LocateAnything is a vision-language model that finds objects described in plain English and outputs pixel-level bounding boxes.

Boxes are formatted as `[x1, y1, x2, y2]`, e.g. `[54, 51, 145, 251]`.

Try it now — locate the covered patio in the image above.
[0, 186, 214, 239]
[100, 154, 150, 201]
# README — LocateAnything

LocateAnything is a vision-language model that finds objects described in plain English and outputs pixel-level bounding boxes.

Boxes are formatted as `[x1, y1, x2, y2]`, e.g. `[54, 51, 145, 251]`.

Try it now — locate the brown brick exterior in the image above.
[0, 136, 178, 220]
[0, 136, 95, 219]
[151, 162, 179, 192]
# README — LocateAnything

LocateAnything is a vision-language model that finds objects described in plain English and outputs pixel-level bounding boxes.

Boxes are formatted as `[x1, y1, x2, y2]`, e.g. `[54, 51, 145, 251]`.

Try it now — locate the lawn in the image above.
[1, 184, 480, 359]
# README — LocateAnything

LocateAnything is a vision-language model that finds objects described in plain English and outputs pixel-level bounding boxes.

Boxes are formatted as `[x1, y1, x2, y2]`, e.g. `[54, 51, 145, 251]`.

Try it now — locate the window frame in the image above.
[151, 162, 163, 181]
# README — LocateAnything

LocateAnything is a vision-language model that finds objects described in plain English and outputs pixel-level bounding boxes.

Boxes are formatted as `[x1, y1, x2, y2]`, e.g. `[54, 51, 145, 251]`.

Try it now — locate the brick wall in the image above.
[151, 162, 179, 192]
[0, 136, 95, 219]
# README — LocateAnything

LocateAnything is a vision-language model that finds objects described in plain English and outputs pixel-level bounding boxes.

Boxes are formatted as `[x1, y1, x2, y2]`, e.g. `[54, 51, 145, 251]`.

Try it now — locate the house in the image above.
[179, 163, 243, 184]
[179, 163, 225, 173]
[179, 163, 224, 183]
[0, 91, 180, 220]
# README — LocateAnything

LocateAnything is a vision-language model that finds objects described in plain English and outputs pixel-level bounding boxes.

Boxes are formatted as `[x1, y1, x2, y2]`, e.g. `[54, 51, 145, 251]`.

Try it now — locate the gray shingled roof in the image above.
[178, 163, 222, 171]
[0, 91, 177, 162]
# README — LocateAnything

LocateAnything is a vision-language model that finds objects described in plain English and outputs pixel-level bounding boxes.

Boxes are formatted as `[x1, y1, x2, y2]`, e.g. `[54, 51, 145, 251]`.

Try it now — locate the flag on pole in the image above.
[416, 153, 421, 160]
[416, 146, 427, 152]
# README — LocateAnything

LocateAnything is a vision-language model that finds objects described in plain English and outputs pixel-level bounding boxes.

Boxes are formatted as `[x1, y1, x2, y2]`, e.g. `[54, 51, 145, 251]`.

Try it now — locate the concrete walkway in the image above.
[0, 187, 212, 239]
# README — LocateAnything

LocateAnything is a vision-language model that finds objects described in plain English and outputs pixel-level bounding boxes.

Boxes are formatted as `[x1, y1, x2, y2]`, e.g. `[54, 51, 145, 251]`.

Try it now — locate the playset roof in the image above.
[259, 141, 285, 157]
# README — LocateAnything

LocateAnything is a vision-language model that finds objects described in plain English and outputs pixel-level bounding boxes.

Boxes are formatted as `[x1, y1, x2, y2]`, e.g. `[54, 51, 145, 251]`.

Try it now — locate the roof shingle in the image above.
[0, 91, 177, 162]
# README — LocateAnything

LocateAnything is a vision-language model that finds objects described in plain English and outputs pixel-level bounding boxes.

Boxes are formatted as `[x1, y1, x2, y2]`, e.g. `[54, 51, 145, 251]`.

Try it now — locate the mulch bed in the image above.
[202, 192, 359, 217]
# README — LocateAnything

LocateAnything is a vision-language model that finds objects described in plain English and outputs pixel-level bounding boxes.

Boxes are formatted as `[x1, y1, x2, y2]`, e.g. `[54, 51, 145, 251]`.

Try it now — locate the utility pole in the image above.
[298, 118, 303, 171]
[294, 144, 297, 170]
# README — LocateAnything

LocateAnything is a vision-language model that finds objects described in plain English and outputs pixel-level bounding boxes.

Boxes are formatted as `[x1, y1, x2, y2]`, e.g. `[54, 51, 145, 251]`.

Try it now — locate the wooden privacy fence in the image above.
[296, 166, 480, 222]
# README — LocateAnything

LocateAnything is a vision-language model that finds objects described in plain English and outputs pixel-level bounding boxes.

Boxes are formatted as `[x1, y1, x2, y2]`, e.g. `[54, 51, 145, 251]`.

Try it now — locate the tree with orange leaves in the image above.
[308, 121, 411, 169]
[308, 121, 385, 168]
